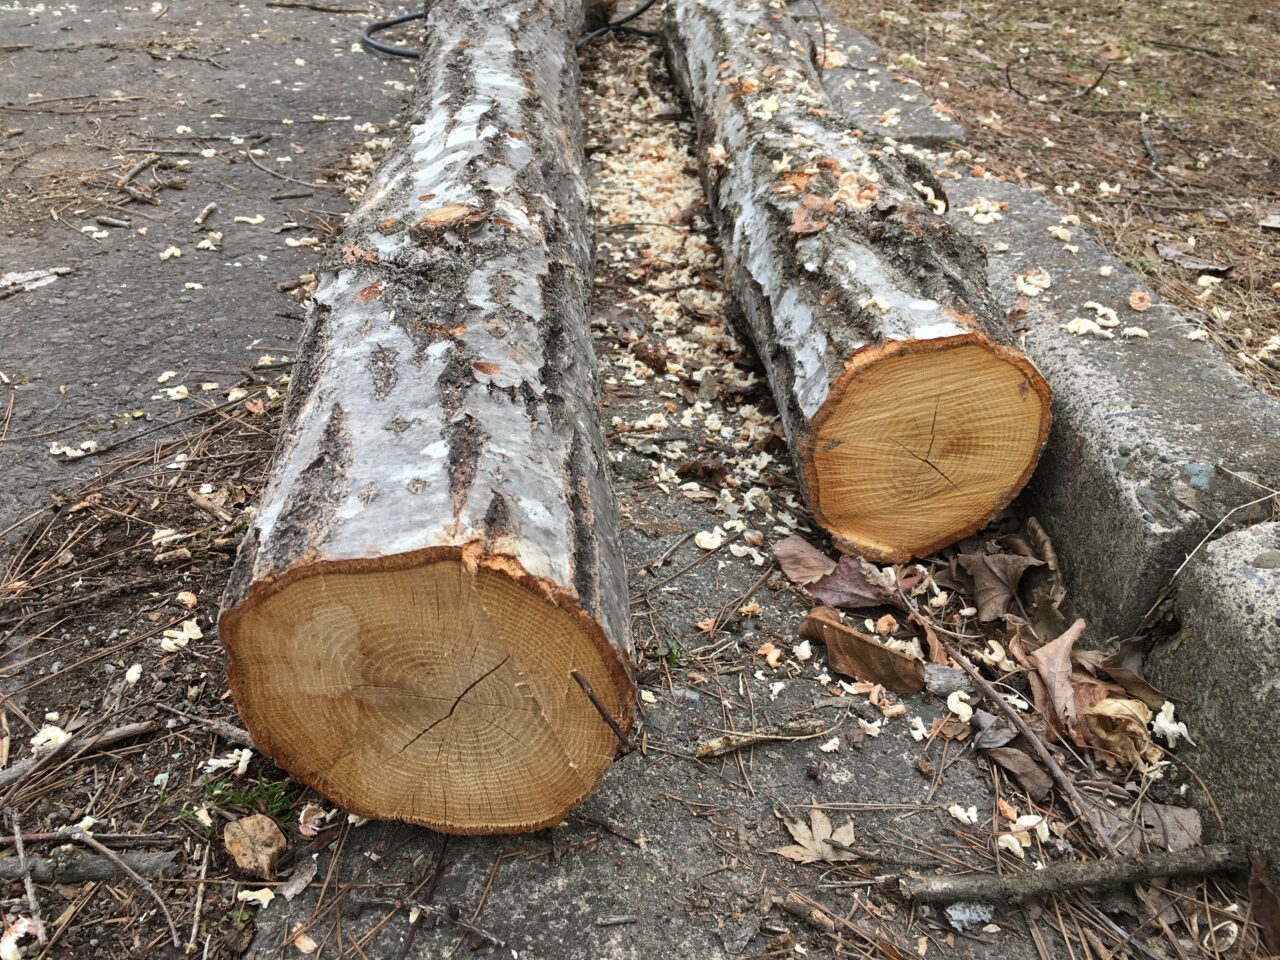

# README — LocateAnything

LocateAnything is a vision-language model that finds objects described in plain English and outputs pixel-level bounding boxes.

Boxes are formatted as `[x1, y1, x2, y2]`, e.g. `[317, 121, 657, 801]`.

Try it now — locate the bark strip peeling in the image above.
[663, 0, 1052, 562]
[219, 0, 633, 834]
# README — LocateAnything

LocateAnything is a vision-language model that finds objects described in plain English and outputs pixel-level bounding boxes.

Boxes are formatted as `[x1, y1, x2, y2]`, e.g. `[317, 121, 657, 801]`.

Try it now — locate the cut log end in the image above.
[221, 551, 634, 835]
[806, 335, 1051, 563]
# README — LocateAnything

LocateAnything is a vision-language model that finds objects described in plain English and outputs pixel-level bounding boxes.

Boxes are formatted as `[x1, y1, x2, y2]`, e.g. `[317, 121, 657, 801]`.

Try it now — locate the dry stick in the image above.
[156, 704, 255, 748]
[903, 843, 1247, 905]
[695, 718, 828, 758]
[395, 837, 450, 960]
[70, 829, 179, 946]
[630, 532, 740, 602]
[9, 811, 46, 944]
[0, 721, 158, 801]
[1135, 485, 1278, 633]
[936, 637, 1119, 857]
[188, 843, 209, 951]
[265, 0, 371, 11]
[570, 670, 633, 753]
[0, 831, 169, 847]
[409, 904, 507, 949]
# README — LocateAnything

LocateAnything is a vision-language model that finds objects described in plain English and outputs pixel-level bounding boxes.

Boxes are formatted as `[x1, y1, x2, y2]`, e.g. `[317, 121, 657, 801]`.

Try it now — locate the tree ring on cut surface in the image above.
[807, 334, 1052, 563]
[221, 549, 634, 835]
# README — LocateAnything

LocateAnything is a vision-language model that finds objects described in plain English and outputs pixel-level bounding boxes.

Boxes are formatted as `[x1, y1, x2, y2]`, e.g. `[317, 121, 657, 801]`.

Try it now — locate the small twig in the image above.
[186, 488, 233, 523]
[408, 904, 506, 949]
[630, 532, 741, 601]
[695, 718, 829, 758]
[156, 704, 254, 748]
[265, 0, 371, 11]
[902, 843, 1247, 904]
[188, 843, 209, 950]
[569, 670, 634, 753]
[0, 720, 158, 801]
[118, 155, 156, 187]
[936, 636, 1119, 856]
[1068, 62, 1111, 99]
[9, 811, 46, 944]
[243, 151, 337, 190]
[1136, 486, 1278, 632]
[70, 829, 179, 946]
[809, 0, 828, 78]
[644, 531, 693, 572]
[397, 837, 450, 960]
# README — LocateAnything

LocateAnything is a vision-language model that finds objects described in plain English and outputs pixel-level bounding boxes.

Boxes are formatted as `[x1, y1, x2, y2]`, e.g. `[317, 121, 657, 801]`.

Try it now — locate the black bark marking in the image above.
[267, 403, 353, 569]
[369, 342, 399, 400]
[564, 433, 599, 611]
[445, 413, 487, 517]
[482, 491, 511, 541]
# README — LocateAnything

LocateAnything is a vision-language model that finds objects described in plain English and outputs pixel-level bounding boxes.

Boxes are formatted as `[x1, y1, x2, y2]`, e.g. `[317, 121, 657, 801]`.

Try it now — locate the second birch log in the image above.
[663, 0, 1051, 562]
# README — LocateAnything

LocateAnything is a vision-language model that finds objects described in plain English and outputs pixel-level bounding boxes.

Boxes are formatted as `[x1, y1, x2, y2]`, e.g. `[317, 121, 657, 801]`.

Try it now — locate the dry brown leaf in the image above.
[799, 606, 925, 694]
[773, 808, 863, 864]
[957, 553, 1043, 621]
[1084, 697, 1159, 770]
[224, 813, 287, 879]
[810, 556, 899, 610]
[929, 715, 971, 741]
[986, 746, 1052, 801]
[773, 535, 836, 585]
[1029, 618, 1087, 743]
[1249, 853, 1280, 956]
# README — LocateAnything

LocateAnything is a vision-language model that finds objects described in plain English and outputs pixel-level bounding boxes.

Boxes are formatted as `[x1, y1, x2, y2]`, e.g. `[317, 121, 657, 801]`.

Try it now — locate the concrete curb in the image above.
[945, 175, 1280, 639]
[1146, 524, 1280, 869]
[789, 0, 1280, 867]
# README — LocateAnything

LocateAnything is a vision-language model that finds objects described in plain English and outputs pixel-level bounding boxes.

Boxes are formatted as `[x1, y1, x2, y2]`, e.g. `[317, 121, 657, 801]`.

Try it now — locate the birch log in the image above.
[219, 0, 634, 835]
[664, 0, 1051, 562]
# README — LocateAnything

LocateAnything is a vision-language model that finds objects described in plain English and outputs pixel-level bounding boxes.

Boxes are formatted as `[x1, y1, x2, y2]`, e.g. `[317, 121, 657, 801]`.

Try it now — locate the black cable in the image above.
[360, 10, 426, 59]
[359, 0, 661, 60]
[576, 0, 660, 48]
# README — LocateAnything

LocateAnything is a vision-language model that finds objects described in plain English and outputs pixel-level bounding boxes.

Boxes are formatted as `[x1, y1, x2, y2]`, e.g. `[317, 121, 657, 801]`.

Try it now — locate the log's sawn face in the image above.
[663, 0, 1051, 563]
[219, 0, 634, 834]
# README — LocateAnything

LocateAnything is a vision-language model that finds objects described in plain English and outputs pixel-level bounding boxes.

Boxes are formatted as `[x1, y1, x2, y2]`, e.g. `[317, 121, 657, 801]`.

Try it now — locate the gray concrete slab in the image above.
[1147, 523, 1280, 873]
[0, 1, 412, 532]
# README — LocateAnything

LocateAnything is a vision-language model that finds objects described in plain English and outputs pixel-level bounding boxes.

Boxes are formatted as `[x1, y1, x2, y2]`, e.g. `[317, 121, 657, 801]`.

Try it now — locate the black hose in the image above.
[360, 10, 426, 59]
[359, 0, 661, 60]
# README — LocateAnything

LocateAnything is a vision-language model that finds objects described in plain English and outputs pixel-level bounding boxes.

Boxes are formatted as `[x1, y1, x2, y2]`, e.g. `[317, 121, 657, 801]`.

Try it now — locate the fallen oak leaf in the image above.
[1028, 618, 1087, 744]
[798, 606, 925, 694]
[1083, 697, 1160, 770]
[810, 556, 900, 610]
[1248, 852, 1280, 956]
[1154, 242, 1233, 276]
[985, 747, 1052, 802]
[957, 553, 1043, 621]
[773, 534, 835, 585]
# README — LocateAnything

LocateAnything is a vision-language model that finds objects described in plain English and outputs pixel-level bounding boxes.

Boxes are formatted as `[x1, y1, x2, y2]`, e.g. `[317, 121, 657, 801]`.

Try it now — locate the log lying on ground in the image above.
[219, 0, 633, 835]
[663, 0, 1051, 562]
